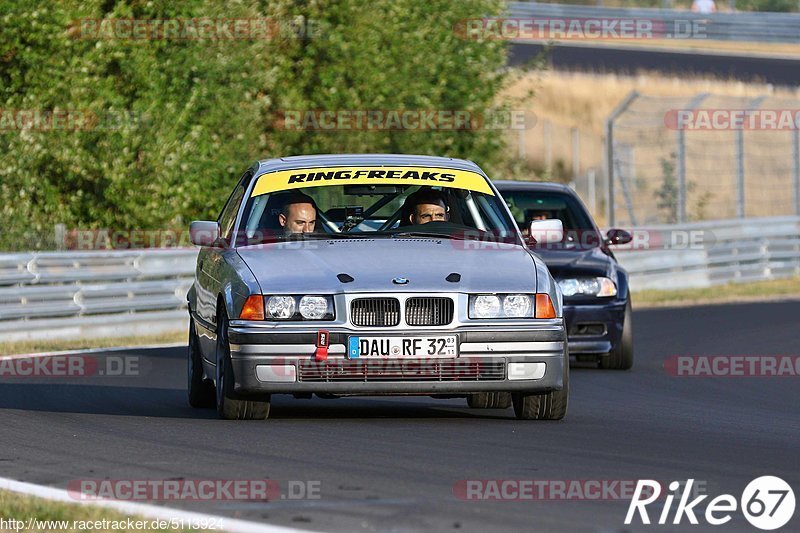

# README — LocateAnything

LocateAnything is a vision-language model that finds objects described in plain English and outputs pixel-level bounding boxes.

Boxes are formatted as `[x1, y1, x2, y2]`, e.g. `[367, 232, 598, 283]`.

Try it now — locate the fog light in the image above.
[508, 362, 546, 380]
[255, 364, 297, 383]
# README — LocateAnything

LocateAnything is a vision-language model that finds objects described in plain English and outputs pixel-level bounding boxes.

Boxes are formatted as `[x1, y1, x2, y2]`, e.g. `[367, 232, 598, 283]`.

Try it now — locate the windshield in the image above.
[237, 166, 520, 245]
[501, 189, 601, 248]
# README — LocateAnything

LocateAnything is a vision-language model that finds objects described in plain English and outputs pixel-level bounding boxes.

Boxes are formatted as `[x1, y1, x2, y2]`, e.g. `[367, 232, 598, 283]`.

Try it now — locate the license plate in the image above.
[347, 336, 457, 359]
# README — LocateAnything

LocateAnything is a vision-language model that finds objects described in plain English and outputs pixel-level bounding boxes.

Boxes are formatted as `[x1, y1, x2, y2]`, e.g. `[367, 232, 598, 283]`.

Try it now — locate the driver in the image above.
[527, 209, 554, 222]
[278, 193, 317, 235]
[406, 189, 449, 225]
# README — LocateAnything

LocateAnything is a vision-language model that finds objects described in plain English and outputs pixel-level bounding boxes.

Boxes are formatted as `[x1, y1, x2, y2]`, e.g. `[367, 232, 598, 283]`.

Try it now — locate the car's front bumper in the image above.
[563, 300, 626, 355]
[226, 322, 567, 395]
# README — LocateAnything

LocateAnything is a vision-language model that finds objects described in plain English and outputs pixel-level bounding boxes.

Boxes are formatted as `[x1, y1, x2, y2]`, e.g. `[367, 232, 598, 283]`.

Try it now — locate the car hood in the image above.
[532, 246, 612, 279]
[237, 238, 538, 293]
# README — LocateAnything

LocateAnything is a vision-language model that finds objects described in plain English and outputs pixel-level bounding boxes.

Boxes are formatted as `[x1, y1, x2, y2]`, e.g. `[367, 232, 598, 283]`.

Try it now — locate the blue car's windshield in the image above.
[501, 189, 601, 248]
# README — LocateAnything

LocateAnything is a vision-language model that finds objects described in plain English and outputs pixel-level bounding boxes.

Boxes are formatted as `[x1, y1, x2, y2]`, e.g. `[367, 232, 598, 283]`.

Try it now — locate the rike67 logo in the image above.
[626, 477, 795, 530]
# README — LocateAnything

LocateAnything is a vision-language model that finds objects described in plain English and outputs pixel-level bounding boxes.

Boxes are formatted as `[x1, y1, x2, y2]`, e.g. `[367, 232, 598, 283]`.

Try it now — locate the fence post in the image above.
[571, 127, 580, 180]
[54, 224, 66, 251]
[605, 90, 639, 227]
[677, 93, 709, 224]
[544, 120, 552, 173]
[793, 127, 800, 216]
[588, 168, 597, 218]
[736, 96, 767, 219]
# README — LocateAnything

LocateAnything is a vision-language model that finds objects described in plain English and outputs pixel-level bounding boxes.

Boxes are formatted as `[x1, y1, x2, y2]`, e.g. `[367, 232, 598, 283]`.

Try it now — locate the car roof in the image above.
[493, 180, 575, 193]
[255, 154, 484, 175]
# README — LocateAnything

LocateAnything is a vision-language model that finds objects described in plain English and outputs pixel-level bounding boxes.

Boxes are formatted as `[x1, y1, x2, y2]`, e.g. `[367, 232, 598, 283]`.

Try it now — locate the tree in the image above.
[0, 0, 510, 249]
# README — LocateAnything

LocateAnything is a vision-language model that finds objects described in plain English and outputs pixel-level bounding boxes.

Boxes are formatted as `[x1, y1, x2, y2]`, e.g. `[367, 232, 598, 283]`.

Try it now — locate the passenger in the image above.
[405, 189, 449, 225]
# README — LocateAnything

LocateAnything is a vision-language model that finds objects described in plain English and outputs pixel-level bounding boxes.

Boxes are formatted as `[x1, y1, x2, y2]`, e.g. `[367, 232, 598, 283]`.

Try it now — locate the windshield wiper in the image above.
[392, 231, 461, 240]
[303, 232, 393, 239]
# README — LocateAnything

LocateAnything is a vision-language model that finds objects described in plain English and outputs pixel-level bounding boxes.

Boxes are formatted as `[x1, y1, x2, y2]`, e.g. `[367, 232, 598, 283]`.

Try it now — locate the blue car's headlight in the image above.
[558, 277, 617, 297]
[265, 295, 334, 320]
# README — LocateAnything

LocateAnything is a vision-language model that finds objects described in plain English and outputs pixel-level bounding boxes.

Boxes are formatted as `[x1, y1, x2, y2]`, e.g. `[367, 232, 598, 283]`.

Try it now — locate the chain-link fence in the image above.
[604, 91, 800, 227]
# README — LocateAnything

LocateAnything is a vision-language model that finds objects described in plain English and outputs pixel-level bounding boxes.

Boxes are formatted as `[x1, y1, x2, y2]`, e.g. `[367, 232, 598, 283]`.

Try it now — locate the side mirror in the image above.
[190, 221, 220, 247]
[528, 219, 564, 245]
[605, 228, 633, 246]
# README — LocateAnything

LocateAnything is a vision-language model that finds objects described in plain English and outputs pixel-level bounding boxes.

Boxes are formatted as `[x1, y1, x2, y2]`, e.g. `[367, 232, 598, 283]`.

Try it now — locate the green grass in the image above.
[0, 489, 194, 532]
[0, 331, 187, 357]
[633, 276, 800, 307]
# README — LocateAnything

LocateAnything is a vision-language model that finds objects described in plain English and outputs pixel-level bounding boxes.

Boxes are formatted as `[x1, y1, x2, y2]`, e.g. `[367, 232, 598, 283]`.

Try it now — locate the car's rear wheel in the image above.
[467, 392, 512, 409]
[512, 357, 569, 420]
[215, 310, 270, 420]
[600, 301, 634, 370]
[188, 318, 215, 408]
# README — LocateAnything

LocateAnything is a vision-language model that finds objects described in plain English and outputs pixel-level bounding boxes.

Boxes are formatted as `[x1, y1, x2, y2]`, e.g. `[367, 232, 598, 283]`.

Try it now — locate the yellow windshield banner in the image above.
[251, 166, 495, 196]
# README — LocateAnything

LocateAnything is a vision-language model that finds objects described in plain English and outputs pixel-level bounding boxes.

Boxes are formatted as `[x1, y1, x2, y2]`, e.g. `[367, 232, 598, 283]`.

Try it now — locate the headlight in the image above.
[558, 277, 617, 297]
[299, 296, 329, 320]
[264, 295, 335, 320]
[469, 294, 536, 319]
[471, 295, 501, 318]
[266, 296, 296, 319]
[502, 294, 533, 318]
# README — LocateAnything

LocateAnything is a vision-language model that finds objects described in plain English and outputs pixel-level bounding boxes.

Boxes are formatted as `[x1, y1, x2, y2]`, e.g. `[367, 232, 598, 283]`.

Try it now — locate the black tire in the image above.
[215, 311, 270, 420]
[512, 357, 569, 420]
[467, 392, 512, 409]
[600, 301, 634, 370]
[188, 318, 215, 408]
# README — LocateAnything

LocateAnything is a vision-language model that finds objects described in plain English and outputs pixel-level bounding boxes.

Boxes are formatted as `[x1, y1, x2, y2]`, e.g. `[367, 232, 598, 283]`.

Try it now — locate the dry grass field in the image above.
[502, 70, 800, 224]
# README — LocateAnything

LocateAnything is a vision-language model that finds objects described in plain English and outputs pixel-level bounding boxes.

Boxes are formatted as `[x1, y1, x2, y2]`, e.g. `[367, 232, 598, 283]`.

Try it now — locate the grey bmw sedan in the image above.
[187, 154, 568, 420]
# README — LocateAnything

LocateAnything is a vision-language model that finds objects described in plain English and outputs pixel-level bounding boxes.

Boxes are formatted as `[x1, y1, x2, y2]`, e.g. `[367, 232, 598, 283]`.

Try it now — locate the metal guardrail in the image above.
[0, 217, 797, 342]
[615, 216, 800, 289]
[0, 250, 197, 343]
[508, 2, 800, 43]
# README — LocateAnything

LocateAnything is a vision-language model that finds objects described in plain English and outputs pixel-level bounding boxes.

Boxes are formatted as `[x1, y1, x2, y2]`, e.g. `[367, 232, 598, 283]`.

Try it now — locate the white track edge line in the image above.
[1, 342, 187, 360]
[0, 476, 310, 533]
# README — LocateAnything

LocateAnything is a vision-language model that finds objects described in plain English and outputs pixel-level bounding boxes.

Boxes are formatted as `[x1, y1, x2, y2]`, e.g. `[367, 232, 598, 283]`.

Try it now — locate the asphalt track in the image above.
[509, 43, 800, 86]
[1, 300, 799, 532]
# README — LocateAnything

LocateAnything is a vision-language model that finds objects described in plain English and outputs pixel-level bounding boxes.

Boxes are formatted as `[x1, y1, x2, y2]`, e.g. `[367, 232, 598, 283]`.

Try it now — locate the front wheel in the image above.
[600, 301, 634, 370]
[188, 318, 215, 408]
[466, 392, 512, 409]
[512, 358, 569, 420]
[215, 311, 270, 420]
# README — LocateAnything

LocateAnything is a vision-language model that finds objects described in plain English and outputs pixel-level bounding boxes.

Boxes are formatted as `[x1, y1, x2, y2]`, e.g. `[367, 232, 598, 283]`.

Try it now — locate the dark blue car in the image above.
[495, 181, 634, 370]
